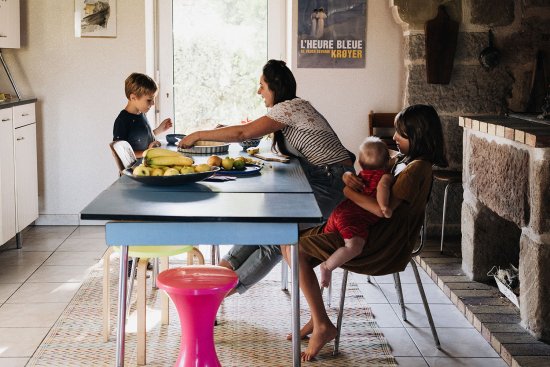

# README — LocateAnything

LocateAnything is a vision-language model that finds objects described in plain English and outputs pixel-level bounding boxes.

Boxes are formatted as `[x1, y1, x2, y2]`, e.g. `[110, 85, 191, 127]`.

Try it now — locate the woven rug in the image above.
[28, 256, 397, 366]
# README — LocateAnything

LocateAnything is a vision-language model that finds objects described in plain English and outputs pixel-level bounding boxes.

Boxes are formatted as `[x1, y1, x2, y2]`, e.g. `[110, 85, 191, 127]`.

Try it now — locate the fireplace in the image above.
[460, 115, 550, 341]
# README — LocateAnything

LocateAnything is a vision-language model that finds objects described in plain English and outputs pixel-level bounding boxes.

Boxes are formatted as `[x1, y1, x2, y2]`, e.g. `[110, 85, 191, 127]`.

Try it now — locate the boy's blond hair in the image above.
[124, 73, 158, 99]
[359, 136, 390, 169]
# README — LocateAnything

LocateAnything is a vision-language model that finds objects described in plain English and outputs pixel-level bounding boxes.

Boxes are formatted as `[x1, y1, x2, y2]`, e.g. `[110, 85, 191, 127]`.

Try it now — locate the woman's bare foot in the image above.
[286, 318, 313, 340]
[319, 262, 332, 288]
[301, 323, 338, 361]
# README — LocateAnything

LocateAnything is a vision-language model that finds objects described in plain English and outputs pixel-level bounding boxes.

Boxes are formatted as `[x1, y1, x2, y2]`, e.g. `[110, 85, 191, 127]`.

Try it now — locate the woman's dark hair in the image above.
[394, 104, 448, 167]
[262, 60, 297, 154]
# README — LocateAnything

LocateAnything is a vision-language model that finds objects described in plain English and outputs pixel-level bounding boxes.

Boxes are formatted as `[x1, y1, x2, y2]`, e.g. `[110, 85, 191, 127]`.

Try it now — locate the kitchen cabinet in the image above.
[0, 0, 20, 48]
[0, 99, 38, 247]
[0, 108, 16, 244]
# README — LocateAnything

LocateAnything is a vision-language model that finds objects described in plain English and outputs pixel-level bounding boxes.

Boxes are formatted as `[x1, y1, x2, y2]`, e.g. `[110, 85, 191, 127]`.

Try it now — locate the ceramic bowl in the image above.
[239, 138, 262, 150]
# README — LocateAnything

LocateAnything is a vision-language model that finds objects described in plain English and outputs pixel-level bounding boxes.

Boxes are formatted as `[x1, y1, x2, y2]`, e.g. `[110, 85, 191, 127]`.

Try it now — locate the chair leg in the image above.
[159, 256, 169, 325]
[151, 258, 159, 290]
[102, 247, 114, 342]
[127, 257, 138, 317]
[137, 258, 148, 365]
[281, 262, 288, 291]
[333, 269, 349, 356]
[367, 275, 372, 283]
[410, 259, 440, 348]
[327, 280, 333, 308]
[440, 183, 451, 253]
[393, 272, 407, 321]
[211, 245, 217, 265]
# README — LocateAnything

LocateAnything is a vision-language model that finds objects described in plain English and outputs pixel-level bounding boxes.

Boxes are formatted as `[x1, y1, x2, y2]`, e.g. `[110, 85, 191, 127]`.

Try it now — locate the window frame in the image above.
[150, 0, 287, 128]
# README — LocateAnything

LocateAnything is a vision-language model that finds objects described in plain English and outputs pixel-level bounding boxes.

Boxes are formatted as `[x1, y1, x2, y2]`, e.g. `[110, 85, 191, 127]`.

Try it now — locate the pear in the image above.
[233, 159, 246, 170]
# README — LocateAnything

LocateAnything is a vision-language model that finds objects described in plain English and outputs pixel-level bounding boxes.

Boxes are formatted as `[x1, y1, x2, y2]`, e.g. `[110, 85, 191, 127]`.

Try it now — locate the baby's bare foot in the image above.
[319, 262, 332, 288]
[301, 323, 338, 361]
[286, 318, 313, 340]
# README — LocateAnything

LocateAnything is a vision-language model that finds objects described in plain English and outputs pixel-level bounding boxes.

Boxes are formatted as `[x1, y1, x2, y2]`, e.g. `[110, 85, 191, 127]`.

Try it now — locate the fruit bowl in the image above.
[239, 138, 262, 151]
[123, 166, 220, 186]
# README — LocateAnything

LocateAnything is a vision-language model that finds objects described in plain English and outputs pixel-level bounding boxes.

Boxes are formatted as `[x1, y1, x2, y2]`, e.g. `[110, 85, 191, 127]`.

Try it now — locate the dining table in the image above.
[80, 144, 323, 367]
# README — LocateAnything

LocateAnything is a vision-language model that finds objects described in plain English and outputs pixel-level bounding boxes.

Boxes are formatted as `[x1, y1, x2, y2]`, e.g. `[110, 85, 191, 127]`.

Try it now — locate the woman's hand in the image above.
[178, 132, 200, 149]
[342, 171, 364, 192]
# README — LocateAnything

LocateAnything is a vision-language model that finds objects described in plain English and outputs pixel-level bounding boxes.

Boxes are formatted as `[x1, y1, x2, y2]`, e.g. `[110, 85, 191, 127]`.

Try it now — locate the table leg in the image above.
[116, 246, 129, 367]
[291, 244, 301, 367]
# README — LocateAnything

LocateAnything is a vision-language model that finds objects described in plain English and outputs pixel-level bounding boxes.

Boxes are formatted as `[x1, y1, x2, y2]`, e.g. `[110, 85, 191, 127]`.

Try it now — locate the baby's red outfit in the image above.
[324, 169, 387, 240]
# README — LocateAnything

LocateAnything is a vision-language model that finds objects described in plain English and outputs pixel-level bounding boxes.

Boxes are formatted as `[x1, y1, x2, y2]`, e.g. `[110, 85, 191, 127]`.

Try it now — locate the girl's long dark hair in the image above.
[262, 60, 297, 155]
[394, 104, 448, 167]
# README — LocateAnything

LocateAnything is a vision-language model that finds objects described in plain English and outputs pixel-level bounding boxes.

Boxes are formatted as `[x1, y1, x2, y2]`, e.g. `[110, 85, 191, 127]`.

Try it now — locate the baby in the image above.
[320, 136, 393, 287]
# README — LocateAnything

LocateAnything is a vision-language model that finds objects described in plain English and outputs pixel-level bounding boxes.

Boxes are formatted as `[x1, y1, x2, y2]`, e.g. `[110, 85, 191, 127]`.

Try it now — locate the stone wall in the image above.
[390, 0, 550, 238]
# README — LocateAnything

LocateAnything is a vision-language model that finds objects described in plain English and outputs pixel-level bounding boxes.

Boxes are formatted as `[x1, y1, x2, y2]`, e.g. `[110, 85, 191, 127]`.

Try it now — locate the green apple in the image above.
[163, 168, 180, 176]
[194, 163, 212, 173]
[221, 157, 234, 170]
[133, 165, 151, 176]
[150, 167, 164, 176]
[180, 166, 196, 175]
[233, 159, 245, 170]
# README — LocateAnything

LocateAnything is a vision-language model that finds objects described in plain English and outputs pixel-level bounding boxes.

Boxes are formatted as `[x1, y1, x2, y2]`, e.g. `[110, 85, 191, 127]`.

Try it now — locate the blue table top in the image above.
[81, 145, 322, 223]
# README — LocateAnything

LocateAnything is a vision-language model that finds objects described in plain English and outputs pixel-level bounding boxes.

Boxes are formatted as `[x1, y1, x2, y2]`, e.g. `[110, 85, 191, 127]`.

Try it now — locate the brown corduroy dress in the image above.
[298, 160, 433, 276]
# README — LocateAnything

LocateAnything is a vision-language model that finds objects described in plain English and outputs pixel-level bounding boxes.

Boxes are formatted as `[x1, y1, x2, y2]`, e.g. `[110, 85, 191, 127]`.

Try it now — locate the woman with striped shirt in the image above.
[179, 59, 355, 294]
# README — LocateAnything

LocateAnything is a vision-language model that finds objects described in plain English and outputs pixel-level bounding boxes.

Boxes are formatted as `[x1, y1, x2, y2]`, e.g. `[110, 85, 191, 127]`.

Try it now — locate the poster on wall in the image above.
[297, 0, 366, 68]
[75, 0, 117, 38]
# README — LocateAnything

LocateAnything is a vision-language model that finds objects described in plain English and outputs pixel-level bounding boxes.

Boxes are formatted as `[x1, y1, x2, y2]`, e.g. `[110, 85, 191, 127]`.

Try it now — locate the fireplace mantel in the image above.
[459, 115, 550, 147]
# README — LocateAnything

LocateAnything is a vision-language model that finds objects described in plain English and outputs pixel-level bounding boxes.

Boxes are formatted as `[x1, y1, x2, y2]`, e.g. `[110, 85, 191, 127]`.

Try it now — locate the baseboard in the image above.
[35, 214, 107, 226]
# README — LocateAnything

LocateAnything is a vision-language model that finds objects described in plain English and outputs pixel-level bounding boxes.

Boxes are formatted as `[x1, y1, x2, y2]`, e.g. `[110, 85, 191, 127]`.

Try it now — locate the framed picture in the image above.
[297, 0, 367, 68]
[75, 0, 116, 38]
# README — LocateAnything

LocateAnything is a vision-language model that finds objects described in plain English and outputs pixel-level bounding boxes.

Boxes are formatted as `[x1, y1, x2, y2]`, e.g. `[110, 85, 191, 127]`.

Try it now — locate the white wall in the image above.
[290, 0, 404, 157]
[0, 0, 403, 224]
[1, 0, 146, 224]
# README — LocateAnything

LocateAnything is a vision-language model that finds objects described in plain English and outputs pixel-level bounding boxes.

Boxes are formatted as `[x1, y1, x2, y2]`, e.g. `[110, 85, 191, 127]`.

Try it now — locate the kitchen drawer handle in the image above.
[16, 137, 25, 141]
[0, 35, 7, 38]
[1, 118, 10, 122]
[21, 113, 30, 116]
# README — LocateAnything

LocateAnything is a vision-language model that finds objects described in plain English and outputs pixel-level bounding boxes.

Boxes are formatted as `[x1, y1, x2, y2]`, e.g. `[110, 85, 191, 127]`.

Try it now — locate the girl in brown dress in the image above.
[281, 104, 448, 361]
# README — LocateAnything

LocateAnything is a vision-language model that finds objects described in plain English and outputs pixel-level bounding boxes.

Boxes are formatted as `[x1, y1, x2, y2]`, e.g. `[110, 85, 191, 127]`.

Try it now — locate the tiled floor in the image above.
[0, 225, 508, 366]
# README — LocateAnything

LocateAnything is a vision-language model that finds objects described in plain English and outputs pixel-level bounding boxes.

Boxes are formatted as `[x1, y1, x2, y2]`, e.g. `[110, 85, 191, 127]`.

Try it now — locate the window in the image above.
[157, 0, 286, 134]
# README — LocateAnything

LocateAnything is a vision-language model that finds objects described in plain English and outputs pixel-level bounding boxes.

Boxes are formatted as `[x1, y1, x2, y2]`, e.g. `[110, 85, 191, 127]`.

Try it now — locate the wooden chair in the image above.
[105, 140, 205, 365]
[368, 111, 398, 151]
[333, 213, 441, 355]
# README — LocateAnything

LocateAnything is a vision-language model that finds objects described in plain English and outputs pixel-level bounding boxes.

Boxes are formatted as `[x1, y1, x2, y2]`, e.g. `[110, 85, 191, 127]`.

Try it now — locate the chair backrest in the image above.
[368, 111, 398, 151]
[109, 140, 137, 174]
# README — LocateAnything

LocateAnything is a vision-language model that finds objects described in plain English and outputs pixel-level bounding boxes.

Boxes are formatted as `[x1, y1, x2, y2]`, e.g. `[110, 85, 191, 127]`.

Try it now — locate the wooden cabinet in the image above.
[0, 0, 20, 48]
[0, 100, 38, 247]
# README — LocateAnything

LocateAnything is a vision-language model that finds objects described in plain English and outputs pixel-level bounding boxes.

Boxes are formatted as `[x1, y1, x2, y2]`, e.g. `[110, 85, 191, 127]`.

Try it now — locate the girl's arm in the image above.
[376, 174, 394, 218]
[343, 180, 403, 218]
[178, 116, 284, 148]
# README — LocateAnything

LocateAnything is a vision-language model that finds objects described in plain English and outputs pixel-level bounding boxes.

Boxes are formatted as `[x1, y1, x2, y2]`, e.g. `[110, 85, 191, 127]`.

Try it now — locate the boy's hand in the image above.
[158, 118, 173, 132]
[342, 171, 364, 192]
[148, 141, 161, 149]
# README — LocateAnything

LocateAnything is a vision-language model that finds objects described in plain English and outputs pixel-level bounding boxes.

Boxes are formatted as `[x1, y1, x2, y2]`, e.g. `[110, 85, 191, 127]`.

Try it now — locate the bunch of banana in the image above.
[143, 148, 194, 167]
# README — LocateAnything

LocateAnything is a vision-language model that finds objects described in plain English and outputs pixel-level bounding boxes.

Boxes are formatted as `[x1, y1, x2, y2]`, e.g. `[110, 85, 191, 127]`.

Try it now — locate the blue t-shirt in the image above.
[113, 110, 155, 151]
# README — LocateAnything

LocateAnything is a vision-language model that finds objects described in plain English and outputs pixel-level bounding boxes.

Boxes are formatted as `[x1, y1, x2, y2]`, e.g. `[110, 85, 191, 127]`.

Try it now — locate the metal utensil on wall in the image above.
[479, 30, 500, 71]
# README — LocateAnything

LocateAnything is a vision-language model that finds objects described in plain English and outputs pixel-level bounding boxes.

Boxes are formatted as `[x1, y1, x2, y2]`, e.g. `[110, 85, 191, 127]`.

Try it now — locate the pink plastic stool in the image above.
[157, 265, 238, 367]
